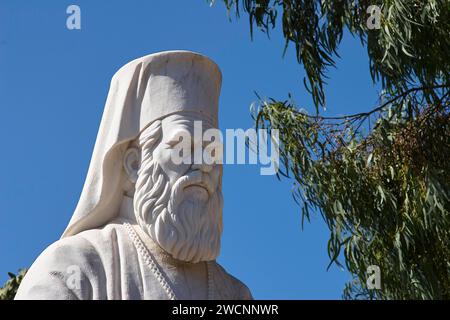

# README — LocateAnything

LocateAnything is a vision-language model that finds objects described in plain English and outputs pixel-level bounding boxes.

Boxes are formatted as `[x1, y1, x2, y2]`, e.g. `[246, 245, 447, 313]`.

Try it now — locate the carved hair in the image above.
[133, 120, 170, 226]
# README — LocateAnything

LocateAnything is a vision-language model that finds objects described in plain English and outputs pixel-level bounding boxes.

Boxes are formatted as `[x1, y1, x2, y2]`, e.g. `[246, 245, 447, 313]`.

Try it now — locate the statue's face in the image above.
[129, 113, 223, 263]
[154, 113, 222, 203]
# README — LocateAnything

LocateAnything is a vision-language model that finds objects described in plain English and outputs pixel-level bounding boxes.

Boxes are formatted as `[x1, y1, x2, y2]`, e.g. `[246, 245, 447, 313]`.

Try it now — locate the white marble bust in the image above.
[15, 51, 252, 300]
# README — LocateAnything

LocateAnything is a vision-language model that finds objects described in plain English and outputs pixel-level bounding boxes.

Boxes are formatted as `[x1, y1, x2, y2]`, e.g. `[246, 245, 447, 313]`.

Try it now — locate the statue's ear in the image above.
[123, 147, 140, 183]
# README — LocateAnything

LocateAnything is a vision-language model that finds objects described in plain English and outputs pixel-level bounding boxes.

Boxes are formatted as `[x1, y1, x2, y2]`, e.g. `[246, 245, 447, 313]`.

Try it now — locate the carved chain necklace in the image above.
[124, 222, 214, 300]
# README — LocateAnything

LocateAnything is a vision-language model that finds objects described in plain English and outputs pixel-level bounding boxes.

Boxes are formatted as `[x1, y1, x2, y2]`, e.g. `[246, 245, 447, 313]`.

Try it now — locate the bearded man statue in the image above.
[15, 51, 252, 300]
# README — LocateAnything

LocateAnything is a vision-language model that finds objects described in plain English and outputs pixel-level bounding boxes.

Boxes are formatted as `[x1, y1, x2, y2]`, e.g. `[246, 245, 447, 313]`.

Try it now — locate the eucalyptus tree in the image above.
[209, 0, 450, 299]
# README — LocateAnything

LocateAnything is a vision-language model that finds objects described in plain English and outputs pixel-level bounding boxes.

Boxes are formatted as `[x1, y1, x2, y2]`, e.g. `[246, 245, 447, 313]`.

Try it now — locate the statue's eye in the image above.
[166, 130, 191, 148]
[166, 138, 182, 148]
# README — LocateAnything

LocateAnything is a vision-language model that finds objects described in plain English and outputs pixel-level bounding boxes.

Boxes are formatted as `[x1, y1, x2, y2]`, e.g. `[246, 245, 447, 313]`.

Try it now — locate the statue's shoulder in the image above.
[38, 222, 127, 262]
[211, 262, 253, 300]
[15, 223, 127, 300]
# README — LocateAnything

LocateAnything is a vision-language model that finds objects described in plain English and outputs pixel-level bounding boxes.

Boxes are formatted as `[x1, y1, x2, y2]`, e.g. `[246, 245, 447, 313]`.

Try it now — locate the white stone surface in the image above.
[15, 51, 252, 300]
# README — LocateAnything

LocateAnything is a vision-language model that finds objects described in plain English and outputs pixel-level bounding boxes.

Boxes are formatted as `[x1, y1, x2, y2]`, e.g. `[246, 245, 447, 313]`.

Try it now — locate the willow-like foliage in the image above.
[255, 89, 449, 299]
[217, 0, 450, 111]
[0, 270, 27, 300]
[210, 0, 450, 299]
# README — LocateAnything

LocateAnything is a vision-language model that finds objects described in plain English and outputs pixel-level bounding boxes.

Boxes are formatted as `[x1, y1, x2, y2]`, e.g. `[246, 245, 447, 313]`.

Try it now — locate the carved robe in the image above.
[15, 220, 252, 300]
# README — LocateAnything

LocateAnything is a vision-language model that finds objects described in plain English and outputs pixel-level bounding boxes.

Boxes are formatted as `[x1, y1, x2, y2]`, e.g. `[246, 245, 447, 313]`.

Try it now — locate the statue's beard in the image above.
[133, 160, 223, 263]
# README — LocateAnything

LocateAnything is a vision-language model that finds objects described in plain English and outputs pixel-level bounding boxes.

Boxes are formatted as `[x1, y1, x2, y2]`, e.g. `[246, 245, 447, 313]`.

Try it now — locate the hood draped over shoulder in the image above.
[62, 51, 222, 238]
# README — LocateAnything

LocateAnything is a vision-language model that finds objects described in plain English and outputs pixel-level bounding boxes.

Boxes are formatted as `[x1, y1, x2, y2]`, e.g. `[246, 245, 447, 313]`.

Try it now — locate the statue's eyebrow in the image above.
[165, 128, 218, 149]
[165, 129, 191, 147]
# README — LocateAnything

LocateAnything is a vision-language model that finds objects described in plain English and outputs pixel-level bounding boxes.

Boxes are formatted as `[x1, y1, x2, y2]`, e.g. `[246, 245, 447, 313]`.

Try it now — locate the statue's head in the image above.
[122, 113, 223, 263]
[62, 51, 223, 263]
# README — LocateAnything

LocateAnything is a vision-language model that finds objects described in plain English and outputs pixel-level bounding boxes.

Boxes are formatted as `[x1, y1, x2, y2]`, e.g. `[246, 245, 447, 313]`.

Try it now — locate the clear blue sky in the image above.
[0, 1, 380, 299]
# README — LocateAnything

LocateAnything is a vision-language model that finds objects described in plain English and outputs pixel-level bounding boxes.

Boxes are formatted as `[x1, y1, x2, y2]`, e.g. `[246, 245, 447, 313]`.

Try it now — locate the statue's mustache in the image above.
[168, 170, 215, 214]
[178, 170, 214, 195]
